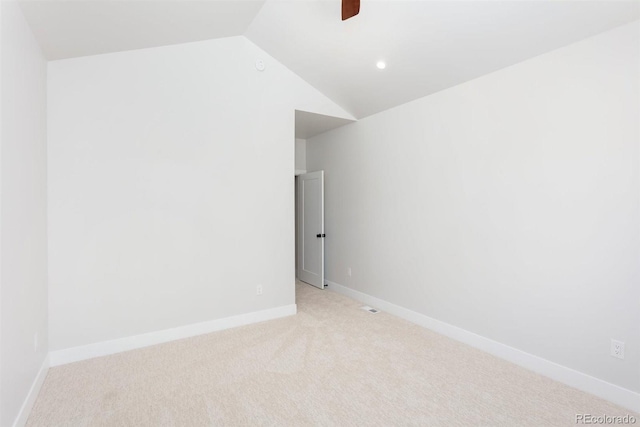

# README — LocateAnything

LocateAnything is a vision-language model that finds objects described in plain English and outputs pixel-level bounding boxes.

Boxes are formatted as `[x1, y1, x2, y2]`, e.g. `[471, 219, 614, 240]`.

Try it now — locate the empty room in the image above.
[1, 0, 639, 425]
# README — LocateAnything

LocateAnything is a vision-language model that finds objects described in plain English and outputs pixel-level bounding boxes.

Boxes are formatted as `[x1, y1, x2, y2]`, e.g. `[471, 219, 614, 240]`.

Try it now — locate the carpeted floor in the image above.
[28, 281, 636, 426]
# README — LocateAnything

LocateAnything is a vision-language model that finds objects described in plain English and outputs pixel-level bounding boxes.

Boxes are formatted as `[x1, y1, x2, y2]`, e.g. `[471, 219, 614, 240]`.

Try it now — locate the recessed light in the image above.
[376, 61, 386, 70]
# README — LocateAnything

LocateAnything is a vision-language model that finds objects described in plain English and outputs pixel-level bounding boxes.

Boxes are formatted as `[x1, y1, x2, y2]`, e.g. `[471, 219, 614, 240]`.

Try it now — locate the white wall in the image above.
[307, 22, 640, 393]
[293, 138, 306, 275]
[48, 36, 352, 352]
[295, 138, 306, 171]
[0, 1, 48, 425]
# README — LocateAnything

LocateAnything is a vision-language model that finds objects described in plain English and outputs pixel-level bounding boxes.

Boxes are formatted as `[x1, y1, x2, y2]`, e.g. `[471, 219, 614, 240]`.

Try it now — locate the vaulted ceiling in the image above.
[19, 1, 266, 60]
[246, 1, 639, 118]
[19, 0, 640, 119]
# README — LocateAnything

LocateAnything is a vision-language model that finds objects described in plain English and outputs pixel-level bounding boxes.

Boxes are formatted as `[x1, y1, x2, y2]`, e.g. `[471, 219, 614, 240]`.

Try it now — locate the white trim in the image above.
[50, 304, 297, 367]
[325, 280, 640, 413]
[13, 355, 50, 427]
[295, 169, 307, 176]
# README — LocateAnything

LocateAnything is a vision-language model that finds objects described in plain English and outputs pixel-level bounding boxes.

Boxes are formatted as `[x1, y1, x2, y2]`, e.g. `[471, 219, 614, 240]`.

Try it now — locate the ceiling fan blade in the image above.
[342, 0, 360, 21]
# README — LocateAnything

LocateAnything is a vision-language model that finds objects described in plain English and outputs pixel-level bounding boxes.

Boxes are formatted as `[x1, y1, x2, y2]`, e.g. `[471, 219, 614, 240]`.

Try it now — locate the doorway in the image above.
[296, 171, 325, 289]
[293, 110, 354, 292]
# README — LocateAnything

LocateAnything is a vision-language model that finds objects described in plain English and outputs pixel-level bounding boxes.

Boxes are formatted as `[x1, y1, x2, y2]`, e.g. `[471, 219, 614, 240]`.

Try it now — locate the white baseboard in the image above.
[49, 304, 297, 367]
[325, 280, 640, 413]
[13, 355, 50, 427]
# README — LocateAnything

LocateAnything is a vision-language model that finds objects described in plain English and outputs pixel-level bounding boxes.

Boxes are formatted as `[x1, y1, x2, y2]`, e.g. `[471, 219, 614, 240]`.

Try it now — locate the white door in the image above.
[297, 171, 325, 289]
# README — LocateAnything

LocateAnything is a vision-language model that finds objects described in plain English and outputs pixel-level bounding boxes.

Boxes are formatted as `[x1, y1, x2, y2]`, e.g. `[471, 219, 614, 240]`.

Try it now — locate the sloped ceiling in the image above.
[19, 0, 266, 60]
[246, 1, 639, 118]
[19, 0, 640, 119]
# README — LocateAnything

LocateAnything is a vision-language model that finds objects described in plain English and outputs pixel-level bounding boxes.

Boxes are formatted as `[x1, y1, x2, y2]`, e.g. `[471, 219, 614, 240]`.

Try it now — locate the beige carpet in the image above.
[28, 282, 636, 426]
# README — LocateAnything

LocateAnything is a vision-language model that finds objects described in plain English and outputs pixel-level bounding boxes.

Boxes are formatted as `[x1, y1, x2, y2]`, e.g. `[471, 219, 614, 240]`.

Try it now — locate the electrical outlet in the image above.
[256, 285, 263, 296]
[347, 267, 352, 277]
[34, 333, 38, 352]
[611, 339, 625, 359]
